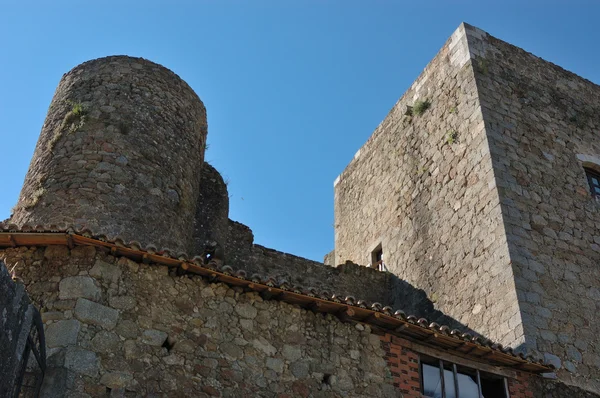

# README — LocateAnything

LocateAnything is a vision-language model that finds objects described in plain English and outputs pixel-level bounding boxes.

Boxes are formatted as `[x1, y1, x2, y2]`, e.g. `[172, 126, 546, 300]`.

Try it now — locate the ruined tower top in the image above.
[11, 56, 208, 252]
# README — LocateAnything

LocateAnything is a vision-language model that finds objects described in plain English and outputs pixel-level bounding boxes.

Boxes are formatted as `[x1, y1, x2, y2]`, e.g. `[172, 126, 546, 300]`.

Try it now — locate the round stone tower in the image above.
[11, 56, 207, 253]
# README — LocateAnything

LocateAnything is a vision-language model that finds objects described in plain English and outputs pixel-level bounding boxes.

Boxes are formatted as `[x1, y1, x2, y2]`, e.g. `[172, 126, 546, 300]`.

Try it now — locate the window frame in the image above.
[370, 244, 385, 271]
[585, 167, 600, 200]
[419, 354, 509, 398]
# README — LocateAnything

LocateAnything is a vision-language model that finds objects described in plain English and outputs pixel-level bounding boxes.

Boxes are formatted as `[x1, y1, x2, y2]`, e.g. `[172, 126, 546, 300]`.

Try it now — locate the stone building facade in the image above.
[333, 23, 600, 393]
[0, 235, 555, 397]
[0, 24, 597, 397]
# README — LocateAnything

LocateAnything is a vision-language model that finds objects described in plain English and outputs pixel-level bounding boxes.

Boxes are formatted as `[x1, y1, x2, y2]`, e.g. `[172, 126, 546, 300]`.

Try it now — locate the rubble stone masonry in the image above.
[334, 24, 522, 352]
[470, 27, 600, 391]
[333, 23, 600, 392]
[1, 245, 399, 397]
[11, 56, 207, 253]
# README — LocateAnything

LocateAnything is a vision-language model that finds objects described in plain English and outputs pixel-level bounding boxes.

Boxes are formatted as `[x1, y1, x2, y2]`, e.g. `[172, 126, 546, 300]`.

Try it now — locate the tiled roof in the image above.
[0, 223, 552, 373]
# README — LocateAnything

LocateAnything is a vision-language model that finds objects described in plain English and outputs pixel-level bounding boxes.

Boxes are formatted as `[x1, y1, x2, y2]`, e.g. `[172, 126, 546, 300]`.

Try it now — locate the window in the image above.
[371, 245, 386, 271]
[420, 355, 508, 398]
[585, 168, 600, 200]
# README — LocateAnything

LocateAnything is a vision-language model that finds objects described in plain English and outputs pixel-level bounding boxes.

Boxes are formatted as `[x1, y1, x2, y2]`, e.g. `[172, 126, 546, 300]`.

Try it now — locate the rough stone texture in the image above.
[0, 261, 39, 397]
[223, 219, 395, 305]
[10, 56, 207, 253]
[333, 23, 600, 393]
[2, 246, 398, 397]
[530, 375, 600, 398]
[59, 276, 101, 301]
[467, 26, 600, 392]
[46, 319, 81, 347]
[74, 298, 119, 330]
[333, 23, 521, 349]
[323, 250, 335, 266]
[193, 162, 230, 254]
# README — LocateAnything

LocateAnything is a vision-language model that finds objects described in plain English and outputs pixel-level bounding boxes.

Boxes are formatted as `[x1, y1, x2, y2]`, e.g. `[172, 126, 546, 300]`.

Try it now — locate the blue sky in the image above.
[1, 1, 599, 261]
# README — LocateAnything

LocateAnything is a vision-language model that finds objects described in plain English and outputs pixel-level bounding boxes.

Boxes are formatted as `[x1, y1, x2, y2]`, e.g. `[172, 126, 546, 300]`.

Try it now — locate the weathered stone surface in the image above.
[65, 348, 99, 377]
[11, 56, 208, 253]
[109, 296, 136, 310]
[234, 302, 257, 319]
[0, 261, 36, 397]
[333, 23, 519, 351]
[59, 276, 101, 301]
[100, 371, 133, 389]
[74, 298, 118, 329]
[114, 319, 138, 339]
[90, 260, 122, 283]
[1, 248, 398, 397]
[90, 331, 121, 352]
[141, 329, 167, 346]
[45, 319, 81, 347]
[331, 22, 600, 393]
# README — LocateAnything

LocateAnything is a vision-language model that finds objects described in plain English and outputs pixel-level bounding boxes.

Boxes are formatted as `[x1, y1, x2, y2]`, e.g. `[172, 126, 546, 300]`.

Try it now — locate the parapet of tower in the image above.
[11, 56, 207, 252]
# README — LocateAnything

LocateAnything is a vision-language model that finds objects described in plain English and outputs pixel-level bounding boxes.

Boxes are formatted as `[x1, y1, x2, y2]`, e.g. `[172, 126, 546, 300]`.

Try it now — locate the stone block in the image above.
[234, 303, 257, 319]
[74, 298, 119, 329]
[45, 319, 81, 347]
[142, 329, 168, 346]
[59, 276, 101, 301]
[109, 296, 136, 310]
[100, 371, 133, 389]
[90, 331, 121, 352]
[90, 259, 122, 283]
[544, 352, 562, 369]
[65, 348, 99, 377]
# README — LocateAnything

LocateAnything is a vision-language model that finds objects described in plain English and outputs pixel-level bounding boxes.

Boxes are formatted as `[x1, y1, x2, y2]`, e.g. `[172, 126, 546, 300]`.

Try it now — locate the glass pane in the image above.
[422, 363, 443, 398]
[456, 372, 480, 398]
[593, 177, 598, 185]
[594, 187, 600, 193]
[443, 368, 456, 398]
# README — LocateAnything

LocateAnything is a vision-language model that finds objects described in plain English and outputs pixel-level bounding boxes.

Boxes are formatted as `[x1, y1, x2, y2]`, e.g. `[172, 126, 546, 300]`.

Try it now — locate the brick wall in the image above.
[380, 333, 540, 398]
[508, 372, 535, 398]
[379, 334, 420, 397]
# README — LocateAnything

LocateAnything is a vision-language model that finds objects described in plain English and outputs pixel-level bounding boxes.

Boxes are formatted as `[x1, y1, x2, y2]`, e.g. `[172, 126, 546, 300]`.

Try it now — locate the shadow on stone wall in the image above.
[0, 261, 46, 397]
[221, 220, 485, 341]
[531, 376, 600, 398]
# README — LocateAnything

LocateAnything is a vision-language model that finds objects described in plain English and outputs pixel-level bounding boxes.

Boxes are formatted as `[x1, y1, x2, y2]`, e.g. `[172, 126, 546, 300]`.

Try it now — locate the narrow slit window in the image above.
[371, 245, 385, 271]
[585, 168, 600, 200]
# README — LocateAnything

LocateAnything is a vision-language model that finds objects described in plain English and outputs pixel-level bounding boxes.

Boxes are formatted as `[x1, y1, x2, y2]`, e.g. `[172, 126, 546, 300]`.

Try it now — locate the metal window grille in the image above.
[585, 168, 600, 200]
[420, 355, 509, 398]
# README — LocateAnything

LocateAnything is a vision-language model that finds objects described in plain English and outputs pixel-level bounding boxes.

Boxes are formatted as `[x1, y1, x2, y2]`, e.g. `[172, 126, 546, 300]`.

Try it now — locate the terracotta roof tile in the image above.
[0, 224, 552, 372]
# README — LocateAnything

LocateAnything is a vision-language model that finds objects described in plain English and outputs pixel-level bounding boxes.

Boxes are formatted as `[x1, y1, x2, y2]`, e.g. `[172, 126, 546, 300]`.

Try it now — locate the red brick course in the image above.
[380, 333, 535, 397]
[380, 334, 421, 398]
[508, 372, 535, 398]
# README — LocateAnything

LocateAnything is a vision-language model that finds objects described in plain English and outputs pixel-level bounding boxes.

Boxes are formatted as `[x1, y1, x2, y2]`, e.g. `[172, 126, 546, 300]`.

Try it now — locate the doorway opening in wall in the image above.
[371, 244, 385, 271]
[420, 354, 508, 398]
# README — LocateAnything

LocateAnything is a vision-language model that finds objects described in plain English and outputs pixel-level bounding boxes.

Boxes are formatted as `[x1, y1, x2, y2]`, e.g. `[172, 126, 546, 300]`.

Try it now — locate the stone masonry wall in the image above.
[0, 261, 44, 397]
[468, 28, 600, 391]
[1, 245, 399, 398]
[224, 219, 393, 306]
[11, 56, 207, 253]
[333, 24, 522, 347]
